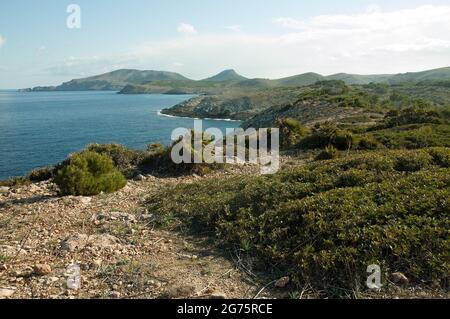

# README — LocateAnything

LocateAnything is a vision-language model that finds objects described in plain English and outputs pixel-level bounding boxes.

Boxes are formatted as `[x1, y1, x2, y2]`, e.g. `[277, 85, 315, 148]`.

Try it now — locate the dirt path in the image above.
[0, 174, 265, 299]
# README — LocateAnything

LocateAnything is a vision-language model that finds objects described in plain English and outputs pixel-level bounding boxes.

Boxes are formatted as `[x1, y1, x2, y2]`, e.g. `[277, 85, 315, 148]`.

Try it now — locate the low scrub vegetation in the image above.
[140, 134, 224, 176]
[148, 148, 450, 296]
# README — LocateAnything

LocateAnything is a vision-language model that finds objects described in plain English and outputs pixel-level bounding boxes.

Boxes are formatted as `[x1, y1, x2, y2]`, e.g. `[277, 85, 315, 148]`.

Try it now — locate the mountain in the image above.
[24, 69, 190, 91]
[275, 72, 325, 86]
[324, 67, 450, 85]
[386, 67, 450, 83]
[23, 66, 450, 93]
[202, 69, 248, 82]
[325, 73, 391, 85]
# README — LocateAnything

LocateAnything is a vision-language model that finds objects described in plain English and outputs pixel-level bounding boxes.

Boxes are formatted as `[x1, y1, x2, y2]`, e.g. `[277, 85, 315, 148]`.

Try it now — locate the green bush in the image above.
[86, 144, 145, 177]
[276, 118, 310, 149]
[394, 151, 433, 172]
[357, 136, 383, 150]
[339, 153, 395, 172]
[336, 169, 374, 188]
[54, 151, 127, 196]
[27, 167, 53, 182]
[140, 132, 223, 176]
[299, 122, 355, 151]
[380, 107, 444, 129]
[315, 145, 339, 161]
[427, 147, 450, 168]
[366, 124, 450, 149]
[333, 131, 356, 151]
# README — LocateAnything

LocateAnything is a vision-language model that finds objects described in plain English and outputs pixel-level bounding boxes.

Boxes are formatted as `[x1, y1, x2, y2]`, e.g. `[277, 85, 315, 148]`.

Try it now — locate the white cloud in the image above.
[225, 25, 242, 32]
[0, 35, 5, 48]
[177, 23, 197, 35]
[42, 5, 450, 80]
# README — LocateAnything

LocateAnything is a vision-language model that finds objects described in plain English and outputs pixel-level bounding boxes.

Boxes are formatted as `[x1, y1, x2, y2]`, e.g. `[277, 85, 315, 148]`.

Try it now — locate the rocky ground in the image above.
[0, 166, 280, 299]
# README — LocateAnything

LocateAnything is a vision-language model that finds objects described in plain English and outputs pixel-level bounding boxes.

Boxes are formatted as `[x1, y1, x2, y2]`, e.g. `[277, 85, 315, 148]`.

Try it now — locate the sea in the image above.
[0, 90, 240, 180]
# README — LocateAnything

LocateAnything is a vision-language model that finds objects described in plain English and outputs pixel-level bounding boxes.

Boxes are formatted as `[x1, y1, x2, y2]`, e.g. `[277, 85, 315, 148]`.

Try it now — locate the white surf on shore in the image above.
[157, 110, 241, 122]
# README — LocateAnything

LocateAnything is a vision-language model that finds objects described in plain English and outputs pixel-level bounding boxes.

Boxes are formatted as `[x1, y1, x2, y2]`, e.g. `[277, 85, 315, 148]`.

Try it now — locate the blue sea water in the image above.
[0, 91, 240, 180]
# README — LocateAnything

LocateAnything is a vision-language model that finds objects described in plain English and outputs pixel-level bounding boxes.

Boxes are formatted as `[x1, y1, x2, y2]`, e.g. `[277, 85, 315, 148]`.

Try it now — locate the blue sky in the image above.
[1, 0, 450, 88]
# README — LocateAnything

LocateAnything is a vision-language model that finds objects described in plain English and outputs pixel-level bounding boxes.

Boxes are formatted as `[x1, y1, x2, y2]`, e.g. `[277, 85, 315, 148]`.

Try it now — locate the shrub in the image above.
[340, 154, 395, 172]
[382, 107, 444, 129]
[86, 144, 145, 177]
[0, 177, 31, 187]
[54, 151, 126, 196]
[147, 143, 166, 156]
[315, 145, 339, 161]
[427, 147, 450, 168]
[276, 118, 310, 149]
[333, 131, 356, 151]
[27, 167, 53, 182]
[140, 132, 223, 176]
[336, 169, 374, 187]
[357, 136, 383, 150]
[299, 122, 355, 151]
[367, 124, 450, 149]
[394, 151, 433, 172]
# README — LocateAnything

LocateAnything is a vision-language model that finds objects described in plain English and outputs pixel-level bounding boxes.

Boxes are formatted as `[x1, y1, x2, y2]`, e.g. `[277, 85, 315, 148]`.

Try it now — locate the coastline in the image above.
[157, 110, 242, 123]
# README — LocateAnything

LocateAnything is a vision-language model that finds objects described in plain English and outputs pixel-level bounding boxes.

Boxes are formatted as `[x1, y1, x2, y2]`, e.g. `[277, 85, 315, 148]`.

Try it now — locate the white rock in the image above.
[0, 186, 10, 194]
[92, 211, 137, 223]
[0, 287, 16, 299]
[78, 197, 92, 205]
[60, 233, 121, 252]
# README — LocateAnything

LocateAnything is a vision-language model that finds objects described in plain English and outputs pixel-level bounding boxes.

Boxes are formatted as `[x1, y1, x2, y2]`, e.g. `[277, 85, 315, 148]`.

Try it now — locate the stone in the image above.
[274, 276, 290, 288]
[60, 234, 90, 252]
[165, 285, 196, 299]
[0, 287, 16, 299]
[78, 197, 92, 205]
[110, 291, 121, 299]
[28, 184, 40, 193]
[391, 272, 409, 286]
[60, 234, 121, 252]
[33, 264, 52, 276]
[91, 259, 103, 269]
[0, 186, 10, 194]
[134, 174, 146, 181]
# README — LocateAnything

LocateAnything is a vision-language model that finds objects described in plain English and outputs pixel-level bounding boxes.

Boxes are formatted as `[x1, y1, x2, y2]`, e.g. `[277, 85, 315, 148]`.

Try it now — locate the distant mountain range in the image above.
[20, 66, 450, 93]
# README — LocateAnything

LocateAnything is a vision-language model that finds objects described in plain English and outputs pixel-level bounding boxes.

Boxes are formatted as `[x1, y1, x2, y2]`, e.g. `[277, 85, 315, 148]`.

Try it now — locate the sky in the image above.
[1, 0, 450, 88]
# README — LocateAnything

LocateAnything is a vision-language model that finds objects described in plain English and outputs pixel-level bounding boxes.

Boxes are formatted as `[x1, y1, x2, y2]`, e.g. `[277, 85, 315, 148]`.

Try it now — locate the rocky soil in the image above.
[0, 168, 274, 299]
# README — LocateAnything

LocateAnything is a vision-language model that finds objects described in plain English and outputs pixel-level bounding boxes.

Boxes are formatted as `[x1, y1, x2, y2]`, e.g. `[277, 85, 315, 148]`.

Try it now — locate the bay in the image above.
[0, 90, 240, 180]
